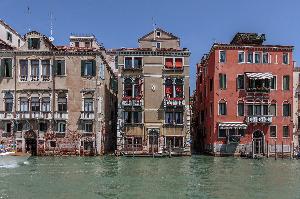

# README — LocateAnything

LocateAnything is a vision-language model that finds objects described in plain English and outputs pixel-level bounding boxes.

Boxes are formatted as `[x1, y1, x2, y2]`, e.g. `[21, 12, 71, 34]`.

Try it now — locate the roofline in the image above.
[138, 27, 179, 42]
[213, 43, 294, 49]
[0, 19, 25, 41]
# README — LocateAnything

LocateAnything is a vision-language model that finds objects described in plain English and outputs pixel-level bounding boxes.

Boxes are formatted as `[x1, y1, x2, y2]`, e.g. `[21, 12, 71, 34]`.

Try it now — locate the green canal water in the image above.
[0, 156, 300, 199]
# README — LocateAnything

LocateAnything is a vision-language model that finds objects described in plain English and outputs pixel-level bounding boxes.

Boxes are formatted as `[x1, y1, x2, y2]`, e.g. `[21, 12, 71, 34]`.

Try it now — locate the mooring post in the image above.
[293, 142, 295, 159]
[168, 140, 171, 158]
[267, 141, 269, 158]
[258, 140, 261, 156]
[282, 141, 284, 159]
[252, 140, 254, 159]
[275, 140, 277, 160]
[290, 142, 292, 160]
[152, 144, 154, 158]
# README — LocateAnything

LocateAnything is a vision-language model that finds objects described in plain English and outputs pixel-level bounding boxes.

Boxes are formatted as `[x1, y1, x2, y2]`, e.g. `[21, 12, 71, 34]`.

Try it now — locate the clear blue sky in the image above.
[2, 0, 300, 91]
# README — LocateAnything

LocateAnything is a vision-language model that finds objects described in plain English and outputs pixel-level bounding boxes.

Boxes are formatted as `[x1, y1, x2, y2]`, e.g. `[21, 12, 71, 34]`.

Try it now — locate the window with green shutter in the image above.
[54, 60, 65, 76]
[219, 73, 227, 89]
[1, 58, 12, 78]
[81, 60, 96, 77]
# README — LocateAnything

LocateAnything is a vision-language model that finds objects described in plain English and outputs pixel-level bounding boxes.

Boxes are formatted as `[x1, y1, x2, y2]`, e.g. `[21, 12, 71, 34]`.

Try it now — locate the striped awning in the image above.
[245, 72, 273, 79]
[219, 122, 247, 130]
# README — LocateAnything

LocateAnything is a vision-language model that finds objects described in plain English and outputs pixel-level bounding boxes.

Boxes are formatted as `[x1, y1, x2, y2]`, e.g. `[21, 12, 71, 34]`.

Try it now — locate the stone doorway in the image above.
[253, 130, 264, 155]
[148, 128, 159, 154]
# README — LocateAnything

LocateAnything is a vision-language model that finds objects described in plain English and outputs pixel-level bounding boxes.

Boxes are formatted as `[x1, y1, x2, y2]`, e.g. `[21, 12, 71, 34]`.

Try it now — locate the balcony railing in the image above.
[40, 112, 52, 119]
[54, 111, 68, 120]
[30, 75, 39, 81]
[121, 96, 144, 107]
[164, 97, 185, 108]
[20, 76, 28, 81]
[15, 111, 30, 120]
[0, 112, 14, 120]
[246, 115, 272, 123]
[80, 111, 94, 120]
[41, 75, 50, 81]
[246, 87, 270, 93]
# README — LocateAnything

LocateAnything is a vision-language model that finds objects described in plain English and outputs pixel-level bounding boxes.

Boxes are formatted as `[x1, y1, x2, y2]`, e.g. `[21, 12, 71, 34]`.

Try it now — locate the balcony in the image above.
[40, 112, 52, 119]
[20, 75, 28, 82]
[0, 112, 14, 120]
[246, 115, 272, 124]
[164, 97, 185, 108]
[80, 111, 94, 120]
[122, 96, 144, 107]
[54, 111, 68, 120]
[246, 87, 270, 93]
[41, 75, 50, 81]
[15, 111, 30, 120]
[30, 75, 39, 81]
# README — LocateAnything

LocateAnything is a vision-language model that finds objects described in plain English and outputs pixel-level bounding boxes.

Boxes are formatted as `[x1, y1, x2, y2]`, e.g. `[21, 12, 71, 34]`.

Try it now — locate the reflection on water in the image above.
[0, 156, 300, 199]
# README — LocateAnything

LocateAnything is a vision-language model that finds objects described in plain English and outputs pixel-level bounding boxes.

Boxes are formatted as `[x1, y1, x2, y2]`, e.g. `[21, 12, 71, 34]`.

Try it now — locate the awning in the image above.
[219, 122, 247, 130]
[245, 72, 273, 79]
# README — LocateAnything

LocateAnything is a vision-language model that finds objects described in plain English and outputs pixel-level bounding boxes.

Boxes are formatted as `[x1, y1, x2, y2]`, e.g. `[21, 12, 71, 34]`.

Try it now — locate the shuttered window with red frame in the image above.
[165, 58, 173, 68]
[175, 58, 183, 69]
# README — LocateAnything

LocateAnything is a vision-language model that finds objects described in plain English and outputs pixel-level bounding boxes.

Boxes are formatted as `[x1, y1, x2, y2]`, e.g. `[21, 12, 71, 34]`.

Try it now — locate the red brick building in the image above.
[193, 33, 294, 156]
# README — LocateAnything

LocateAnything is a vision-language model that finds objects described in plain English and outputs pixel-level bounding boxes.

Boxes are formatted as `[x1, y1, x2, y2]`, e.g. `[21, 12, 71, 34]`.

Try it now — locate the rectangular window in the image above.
[156, 42, 161, 49]
[283, 75, 290, 90]
[175, 58, 183, 69]
[83, 61, 92, 76]
[20, 97, 28, 112]
[1, 58, 12, 78]
[283, 103, 291, 117]
[84, 123, 93, 132]
[283, 53, 289, 64]
[31, 97, 40, 112]
[125, 57, 133, 69]
[58, 96, 67, 112]
[165, 112, 173, 124]
[237, 75, 244, 89]
[41, 60, 50, 81]
[124, 111, 132, 124]
[165, 58, 173, 68]
[248, 105, 253, 116]
[263, 52, 269, 64]
[81, 60, 95, 77]
[175, 112, 183, 124]
[39, 122, 48, 132]
[283, 126, 289, 137]
[270, 126, 277, 138]
[219, 74, 227, 89]
[58, 122, 66, 133]
[270, 76, 276, 90]
[30, 60, 39, 80]
[41, 97, 50, 112]
[254, 52, 261, 63]
[237, 103, 244, 116]
[218, 128, 226, 138]
[5, 98, 13, 112]
[254, 105, 261, 115]
[84, 98, 93, 112]
[20, 60, 28, 80]
[219, 102, 227, 115]
[247, 52, 253, 63]
[54, 60, 65, 76]
[7, 32, 12, 42]
[133, 57, 142, 69]
[133, 112, 142, 123]
[210, 78, 213, 91]
[238, 51, 245, 63]
[28, 38, 40, 49]
[269, 104, 276, 116]
[219, 50, 226, 63]
[263, 105, 268, 115]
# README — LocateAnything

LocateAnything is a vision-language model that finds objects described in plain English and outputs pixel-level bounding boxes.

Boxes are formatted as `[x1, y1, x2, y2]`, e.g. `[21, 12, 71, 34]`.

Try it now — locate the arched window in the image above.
[4, 92, 13, 112]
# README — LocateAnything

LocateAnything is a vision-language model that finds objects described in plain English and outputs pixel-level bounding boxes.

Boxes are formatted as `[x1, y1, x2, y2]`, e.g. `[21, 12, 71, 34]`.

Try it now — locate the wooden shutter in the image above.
[81, 60, 85, 76]
[92, 60, 96, 76]
[53, 60, 57, 75]
[7, 59, 12, 77]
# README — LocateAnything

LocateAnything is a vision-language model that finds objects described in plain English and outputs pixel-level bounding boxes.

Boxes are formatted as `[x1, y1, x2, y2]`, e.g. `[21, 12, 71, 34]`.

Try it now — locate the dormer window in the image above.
[7, 32, 12, 42]
[28, 38, 40, 50]
[156, 31, 161, 37]
[85, 42, 90, 48]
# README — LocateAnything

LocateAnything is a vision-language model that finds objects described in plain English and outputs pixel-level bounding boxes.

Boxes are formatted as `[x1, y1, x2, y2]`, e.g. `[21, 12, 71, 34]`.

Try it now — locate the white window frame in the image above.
[262, 52, 269, 64]
[218, 99, 227, 116]
[124, 56, 143, 69]
[270, 75, 277, 90]
[283, 53, 289, 65]
[269, 103, 277, 116]
[283, 125, 290, 138]
[57, 122, 66, 133]
[282, 102, 291, 117]
[282, 75, 290, 91]
[236, 74, 245, 90]
[219, 50, 226, 63]
[238, 51, 245, 63]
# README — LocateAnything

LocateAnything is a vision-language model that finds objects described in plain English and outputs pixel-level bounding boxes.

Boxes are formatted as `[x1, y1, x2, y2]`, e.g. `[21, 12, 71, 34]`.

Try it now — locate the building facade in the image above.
[0, 19, 24, 49]
[0, 30, 117, 156]
[194, 33, 294, 156]
[293, 67, 300, 149]
[116, 28, 191, 156]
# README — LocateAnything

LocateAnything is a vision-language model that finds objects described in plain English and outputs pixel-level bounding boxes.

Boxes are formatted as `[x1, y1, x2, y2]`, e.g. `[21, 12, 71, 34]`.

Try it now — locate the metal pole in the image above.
[293, 142, 295, 159]
[168, 140, 171, 158]
[252, 140, 254, 159]
[290, 142, 292, 160]
[282, 141, 284, 159]
[267, 140, 269, 158]
[275, 140, 277, 160]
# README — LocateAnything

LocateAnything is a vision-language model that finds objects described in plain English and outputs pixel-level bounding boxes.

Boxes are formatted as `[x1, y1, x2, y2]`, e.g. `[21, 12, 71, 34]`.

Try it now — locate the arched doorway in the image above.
[253, 130, 264, 155]
[24, 130, 37, 156]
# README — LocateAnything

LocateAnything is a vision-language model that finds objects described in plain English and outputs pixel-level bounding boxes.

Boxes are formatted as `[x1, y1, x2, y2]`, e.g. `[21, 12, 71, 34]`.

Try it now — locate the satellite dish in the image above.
[49, 36, 54, 42]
